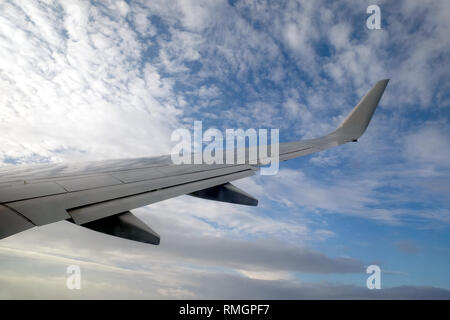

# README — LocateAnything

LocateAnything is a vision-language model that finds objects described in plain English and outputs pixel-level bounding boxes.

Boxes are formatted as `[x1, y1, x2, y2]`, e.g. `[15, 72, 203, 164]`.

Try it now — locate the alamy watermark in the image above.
[66, 265, 81, 290]
[366, 265, 381, 290]
[366, 5, 382, 30]
[170, 121, 280, 175]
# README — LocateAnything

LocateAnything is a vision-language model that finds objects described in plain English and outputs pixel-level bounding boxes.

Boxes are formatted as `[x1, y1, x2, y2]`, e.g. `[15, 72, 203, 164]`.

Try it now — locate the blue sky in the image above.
[0, 0, 449, 298]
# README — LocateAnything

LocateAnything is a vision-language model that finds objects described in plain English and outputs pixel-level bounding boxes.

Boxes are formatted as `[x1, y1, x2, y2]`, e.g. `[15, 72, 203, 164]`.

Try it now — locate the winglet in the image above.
[332, 79, 389, 141]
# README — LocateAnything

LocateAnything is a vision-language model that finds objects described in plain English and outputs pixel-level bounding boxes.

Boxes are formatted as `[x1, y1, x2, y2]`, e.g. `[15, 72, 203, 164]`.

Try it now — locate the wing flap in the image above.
[68, 168, 255, 225]
[0, 182, 66, 203]
[4, 164, 256, 226]
[0, 204, 35, 239]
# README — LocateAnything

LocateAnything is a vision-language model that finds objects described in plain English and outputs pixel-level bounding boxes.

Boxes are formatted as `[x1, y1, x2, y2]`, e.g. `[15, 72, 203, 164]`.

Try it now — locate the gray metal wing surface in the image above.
[0, 80, 389, 244]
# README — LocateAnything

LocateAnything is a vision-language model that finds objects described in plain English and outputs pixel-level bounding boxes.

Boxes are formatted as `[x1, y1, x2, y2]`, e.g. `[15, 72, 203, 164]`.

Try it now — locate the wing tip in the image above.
[333, 79, 389, 141]
[378, 78, 390, 88]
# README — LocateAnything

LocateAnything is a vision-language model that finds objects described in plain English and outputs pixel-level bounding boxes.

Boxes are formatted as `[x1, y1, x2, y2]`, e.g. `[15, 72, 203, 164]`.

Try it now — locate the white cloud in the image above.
[0, 242, 448, 299]
[237, 269, 294, 281]
[0, 1, 181, 164]
[404, 124, 450, 168]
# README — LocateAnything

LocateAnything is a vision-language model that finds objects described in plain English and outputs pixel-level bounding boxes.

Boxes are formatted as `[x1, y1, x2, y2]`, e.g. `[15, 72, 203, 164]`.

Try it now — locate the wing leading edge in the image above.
[0, 80, 389, 244]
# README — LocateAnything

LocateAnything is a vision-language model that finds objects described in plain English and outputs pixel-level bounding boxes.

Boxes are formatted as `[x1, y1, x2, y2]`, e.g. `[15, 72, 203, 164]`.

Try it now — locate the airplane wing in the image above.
[0, 79, 389, 245]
